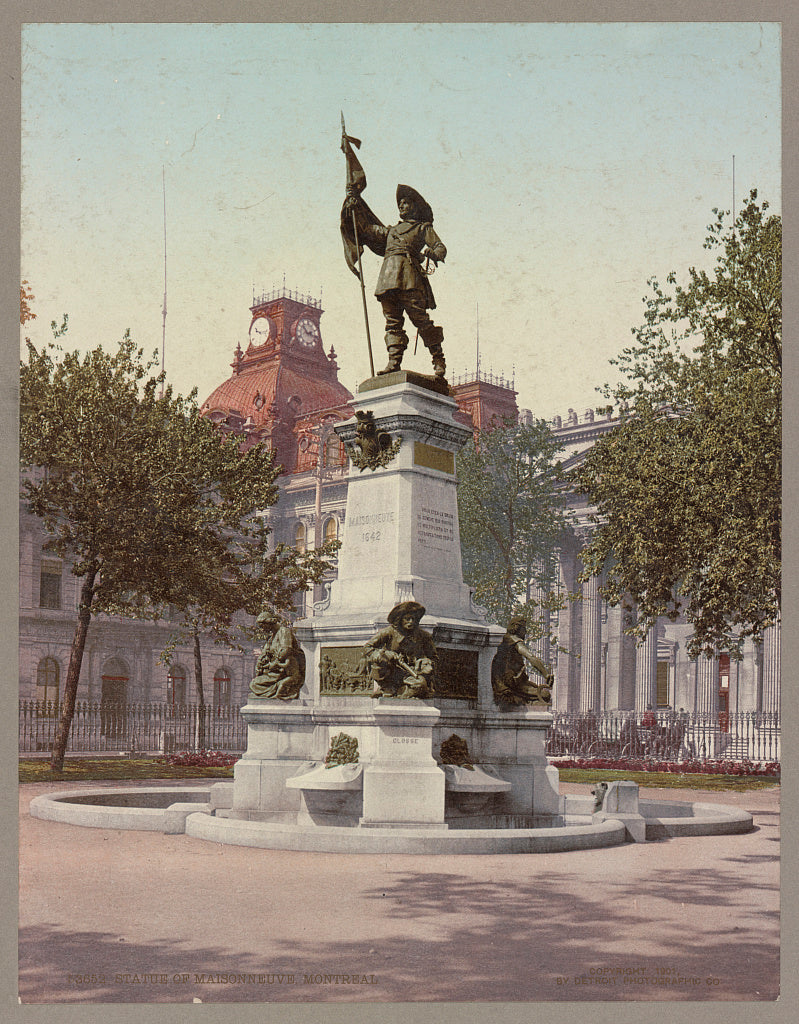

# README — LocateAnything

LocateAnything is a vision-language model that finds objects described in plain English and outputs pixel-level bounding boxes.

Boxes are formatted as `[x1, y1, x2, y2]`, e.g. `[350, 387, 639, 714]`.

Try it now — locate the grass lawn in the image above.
[19, 758, 778, 792]
[19, 758, 235, 784]
[556, 767, 779, 791]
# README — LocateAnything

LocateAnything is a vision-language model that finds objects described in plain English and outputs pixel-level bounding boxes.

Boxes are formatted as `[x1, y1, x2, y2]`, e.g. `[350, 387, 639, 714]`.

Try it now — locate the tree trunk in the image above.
[193, 629, 206, 750]
[51, 565, 97, 771]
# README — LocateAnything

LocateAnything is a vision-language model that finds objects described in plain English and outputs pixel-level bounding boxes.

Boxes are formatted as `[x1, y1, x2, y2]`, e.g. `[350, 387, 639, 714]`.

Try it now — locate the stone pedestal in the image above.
[295, 375, 504, 708]
[230, 375, 563, 833]
[321, 373, 482, 623]
[232, 703, 314, 821]
[593, 780, 646, 842]
[359, 702, 445, 828]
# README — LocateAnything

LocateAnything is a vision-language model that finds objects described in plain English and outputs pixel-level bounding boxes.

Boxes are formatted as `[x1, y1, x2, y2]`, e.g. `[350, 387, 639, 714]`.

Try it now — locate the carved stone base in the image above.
[359, 702, 445, 827]
[358, 369, 450, 397]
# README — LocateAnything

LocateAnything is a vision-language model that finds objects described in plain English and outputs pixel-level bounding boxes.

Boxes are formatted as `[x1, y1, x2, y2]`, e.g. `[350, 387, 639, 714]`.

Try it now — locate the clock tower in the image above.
[201, 286, 353, 472]
[242, 287, 334, 372]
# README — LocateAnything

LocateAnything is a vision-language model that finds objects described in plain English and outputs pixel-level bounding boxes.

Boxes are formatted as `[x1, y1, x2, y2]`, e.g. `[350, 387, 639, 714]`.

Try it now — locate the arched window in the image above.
[295, 522, 306, 553]
[36, 657, 59, 706]
[39, 557, 62, 609]
[324, 435, 339, 468]
[167, 665, 187, 706]
[324, 517, 338, 544]
[213, 668, 231, 708]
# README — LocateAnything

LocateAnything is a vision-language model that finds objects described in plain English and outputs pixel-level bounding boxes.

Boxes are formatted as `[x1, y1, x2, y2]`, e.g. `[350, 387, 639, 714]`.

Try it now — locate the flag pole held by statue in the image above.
[340, 113, 375, 377]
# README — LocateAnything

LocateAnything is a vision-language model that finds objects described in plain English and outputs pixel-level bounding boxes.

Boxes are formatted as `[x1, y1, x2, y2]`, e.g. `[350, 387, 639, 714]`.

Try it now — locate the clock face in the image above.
[295, 317, 320, 348]
[250, 316, 274, 342]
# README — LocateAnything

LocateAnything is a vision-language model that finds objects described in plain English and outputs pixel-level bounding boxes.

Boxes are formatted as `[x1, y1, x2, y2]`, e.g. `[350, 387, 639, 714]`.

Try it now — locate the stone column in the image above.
[555, 542, 578, 712]
[694, 654, 719, 757]
[635, 624, 658, 711]
[579, 571, 602, 712]
[603, 604, 619, 709]
[695, 655, 719, 715]
[762, 620, 780, 714]
[528, 566, 551, 666]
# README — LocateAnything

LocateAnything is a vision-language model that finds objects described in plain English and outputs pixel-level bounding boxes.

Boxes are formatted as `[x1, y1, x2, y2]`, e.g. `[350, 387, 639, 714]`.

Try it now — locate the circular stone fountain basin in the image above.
[28, 787, 213, 833]
[29, 785, 754, 854]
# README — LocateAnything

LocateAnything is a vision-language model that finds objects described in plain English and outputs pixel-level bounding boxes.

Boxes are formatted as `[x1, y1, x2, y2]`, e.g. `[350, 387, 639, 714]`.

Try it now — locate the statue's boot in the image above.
[421, 326, 446, 378]
[378, 333, 407, 375]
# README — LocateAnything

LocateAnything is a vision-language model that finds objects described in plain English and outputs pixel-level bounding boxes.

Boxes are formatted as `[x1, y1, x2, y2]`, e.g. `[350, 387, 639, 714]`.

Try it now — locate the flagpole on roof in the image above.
[341, 112, 375, 377]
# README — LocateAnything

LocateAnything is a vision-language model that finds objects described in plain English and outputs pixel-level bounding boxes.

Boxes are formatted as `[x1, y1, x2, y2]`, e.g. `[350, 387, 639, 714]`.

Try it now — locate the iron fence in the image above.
[19, 702, 781, 765]
[19, 700, 248, 755]
[546, 709, 780, 764]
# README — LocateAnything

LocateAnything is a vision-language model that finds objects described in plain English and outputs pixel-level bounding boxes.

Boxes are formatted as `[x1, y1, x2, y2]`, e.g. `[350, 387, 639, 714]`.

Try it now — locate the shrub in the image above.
[161, 749, 239, 768]
[549, 756, 779, 777]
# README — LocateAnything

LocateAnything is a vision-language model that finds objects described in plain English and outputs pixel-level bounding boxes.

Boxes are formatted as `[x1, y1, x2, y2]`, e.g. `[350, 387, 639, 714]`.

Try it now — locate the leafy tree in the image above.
[158, 535, 335, 747]
[20, 281, 36, 325]
[20, 331, 333, 769]
[577, 191, 780, 658]
[457, 419, 570, 633]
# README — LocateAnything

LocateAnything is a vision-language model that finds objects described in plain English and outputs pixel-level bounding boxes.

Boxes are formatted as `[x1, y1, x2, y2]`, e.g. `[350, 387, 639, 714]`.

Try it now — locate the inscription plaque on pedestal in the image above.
[414, 441, 455, 474]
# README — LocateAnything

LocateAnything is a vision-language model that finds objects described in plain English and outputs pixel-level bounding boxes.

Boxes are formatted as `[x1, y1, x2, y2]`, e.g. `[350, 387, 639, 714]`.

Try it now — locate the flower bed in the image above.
[161, 749, 240, 768]
[550, 756, 780, 777]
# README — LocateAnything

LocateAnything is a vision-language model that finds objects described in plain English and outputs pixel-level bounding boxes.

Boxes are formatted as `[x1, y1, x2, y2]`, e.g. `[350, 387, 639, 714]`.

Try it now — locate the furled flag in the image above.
[341, 123, 366, 196]
[340, 115, 384, 278]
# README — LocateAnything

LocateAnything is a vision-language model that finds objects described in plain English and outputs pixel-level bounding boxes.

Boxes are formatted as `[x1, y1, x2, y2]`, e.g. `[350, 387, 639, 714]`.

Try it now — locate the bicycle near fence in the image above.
[545, 709, 780, 764]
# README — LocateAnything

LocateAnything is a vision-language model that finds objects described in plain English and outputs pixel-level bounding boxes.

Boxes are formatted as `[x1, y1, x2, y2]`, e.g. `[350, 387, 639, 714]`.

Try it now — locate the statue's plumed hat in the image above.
[387, 600, 426, 626]
[396, 184, 434, 223]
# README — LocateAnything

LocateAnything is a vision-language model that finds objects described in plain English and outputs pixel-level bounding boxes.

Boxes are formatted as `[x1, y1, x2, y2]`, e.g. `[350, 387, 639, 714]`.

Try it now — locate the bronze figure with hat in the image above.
[340, 130, 448, 379]
[361, 600, 439, 698]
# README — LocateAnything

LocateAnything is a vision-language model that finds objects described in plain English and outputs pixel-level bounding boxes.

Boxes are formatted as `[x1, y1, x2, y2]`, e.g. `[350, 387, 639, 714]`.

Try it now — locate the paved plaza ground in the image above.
[18, 780, 780, 1005]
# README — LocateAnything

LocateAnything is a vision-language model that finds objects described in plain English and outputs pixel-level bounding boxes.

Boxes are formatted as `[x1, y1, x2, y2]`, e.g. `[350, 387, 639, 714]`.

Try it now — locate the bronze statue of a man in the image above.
[491, 615, 555, 706]
[344, 185, 447, 378]
[362, 600, 438, 698]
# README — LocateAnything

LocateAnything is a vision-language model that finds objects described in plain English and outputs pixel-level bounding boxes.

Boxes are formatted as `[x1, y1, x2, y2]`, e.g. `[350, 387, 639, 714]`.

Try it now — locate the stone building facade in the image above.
[19, 504, 255, 709]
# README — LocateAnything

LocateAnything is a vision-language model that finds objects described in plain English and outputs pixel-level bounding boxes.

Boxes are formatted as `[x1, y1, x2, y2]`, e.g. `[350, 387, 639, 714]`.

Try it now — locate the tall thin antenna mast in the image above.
[731, 155, 737, 293]
[161, 166, 167, 396]
[476, 301, 480, 377]
[732, 154, 736, 222]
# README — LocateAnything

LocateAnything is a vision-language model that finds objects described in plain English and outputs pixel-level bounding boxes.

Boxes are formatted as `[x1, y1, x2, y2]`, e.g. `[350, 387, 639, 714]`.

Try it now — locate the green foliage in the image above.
[457, 419, 570, 631]
[578, 191, 780, 658]
[553, 767, 779, 792]
[20, 329, 336, 765]
[18, 758, 235, 783]
[21, 333, 283, 613]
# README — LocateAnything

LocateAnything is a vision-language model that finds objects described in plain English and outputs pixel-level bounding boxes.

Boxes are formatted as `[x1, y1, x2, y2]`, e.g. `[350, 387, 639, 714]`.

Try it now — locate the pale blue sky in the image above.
[21, 22, 781, 418]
